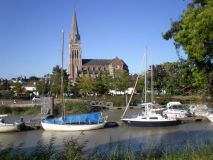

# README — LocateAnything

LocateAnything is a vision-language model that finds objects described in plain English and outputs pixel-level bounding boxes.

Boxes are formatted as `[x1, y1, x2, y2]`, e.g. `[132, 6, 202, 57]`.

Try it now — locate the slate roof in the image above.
[82, 59, 112, 66]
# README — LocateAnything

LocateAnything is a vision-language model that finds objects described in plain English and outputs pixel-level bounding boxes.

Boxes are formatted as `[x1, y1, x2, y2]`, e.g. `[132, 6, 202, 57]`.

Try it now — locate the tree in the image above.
[113, 70, 129, 92]
[163, 0, 213, 95]
[94, 72, 113, 95]
[36, 79, 50, 96]
[0, 79, 9, 90]
[49, 65, 68, 97]
[77, 77, 95, 96]
[13, 82, 23, 96]
[28, 76, 39, 83]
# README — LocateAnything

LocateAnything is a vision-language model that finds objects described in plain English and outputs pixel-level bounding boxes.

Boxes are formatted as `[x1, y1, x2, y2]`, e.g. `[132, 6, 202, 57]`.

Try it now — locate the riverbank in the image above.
[0, 136, 213, 160]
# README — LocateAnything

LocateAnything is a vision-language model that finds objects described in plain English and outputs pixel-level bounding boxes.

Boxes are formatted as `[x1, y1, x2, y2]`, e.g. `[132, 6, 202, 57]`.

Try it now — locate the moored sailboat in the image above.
[41, 31, 107, 131]
[121, 48, 181, 127]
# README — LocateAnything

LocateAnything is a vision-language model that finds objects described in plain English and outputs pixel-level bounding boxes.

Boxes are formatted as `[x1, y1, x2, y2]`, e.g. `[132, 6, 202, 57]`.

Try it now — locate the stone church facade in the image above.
[68, 11, 128, 81]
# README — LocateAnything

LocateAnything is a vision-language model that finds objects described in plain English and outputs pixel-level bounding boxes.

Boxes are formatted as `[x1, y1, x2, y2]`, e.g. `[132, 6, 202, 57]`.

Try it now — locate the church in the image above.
[68, 11, 129, 81]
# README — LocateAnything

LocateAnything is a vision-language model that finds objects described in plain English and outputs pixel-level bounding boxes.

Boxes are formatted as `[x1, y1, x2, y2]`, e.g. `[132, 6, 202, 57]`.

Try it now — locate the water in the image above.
[1, 109, 213, 152]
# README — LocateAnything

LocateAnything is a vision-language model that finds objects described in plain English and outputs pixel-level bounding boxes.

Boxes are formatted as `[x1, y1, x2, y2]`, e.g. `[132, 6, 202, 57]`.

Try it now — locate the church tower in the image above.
[68, 10, 82, 81]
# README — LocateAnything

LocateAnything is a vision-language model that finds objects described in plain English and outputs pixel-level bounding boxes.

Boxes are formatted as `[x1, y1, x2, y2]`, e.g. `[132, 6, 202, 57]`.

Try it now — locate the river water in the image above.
[1, 109, 213, 152]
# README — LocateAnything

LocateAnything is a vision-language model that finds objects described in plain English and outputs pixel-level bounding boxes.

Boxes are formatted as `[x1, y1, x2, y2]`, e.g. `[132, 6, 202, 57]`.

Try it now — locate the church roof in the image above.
[82, 59, 112, 66]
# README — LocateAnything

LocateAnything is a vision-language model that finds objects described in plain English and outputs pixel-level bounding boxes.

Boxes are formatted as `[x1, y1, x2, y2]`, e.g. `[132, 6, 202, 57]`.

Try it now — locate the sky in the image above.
[0, 0, 191, 79]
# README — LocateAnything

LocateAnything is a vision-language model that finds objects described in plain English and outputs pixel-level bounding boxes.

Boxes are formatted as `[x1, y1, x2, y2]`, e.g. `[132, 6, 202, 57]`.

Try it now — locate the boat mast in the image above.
[61, 30, 65, 119]
[144, 48, 147, 104]
[151, 64, 154, 103]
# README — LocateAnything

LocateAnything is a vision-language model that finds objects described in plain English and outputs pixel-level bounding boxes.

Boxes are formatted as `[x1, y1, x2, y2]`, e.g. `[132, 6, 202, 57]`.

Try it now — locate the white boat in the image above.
[188, 104, 209, 117]
[41, 31, 107, 131]
[41, 112, 107, 131]
[121, 49, 181, 127]
[207, 111, 213, 122]
[0, 114, 23, 132]
[163, 102, 189, 119]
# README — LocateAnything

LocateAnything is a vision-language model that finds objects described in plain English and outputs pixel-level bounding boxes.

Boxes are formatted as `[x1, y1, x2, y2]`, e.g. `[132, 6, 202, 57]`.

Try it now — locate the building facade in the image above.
[68, 11, 128, 81]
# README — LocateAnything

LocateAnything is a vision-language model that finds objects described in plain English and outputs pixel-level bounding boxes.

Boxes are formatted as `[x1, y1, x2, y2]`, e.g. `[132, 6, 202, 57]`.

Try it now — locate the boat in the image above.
[0, 114, 23, 132]
[188, 104, 209, 117]
[207, 111, 213, 122]
[41, 31, 107, 131]
[122, 111, 181, 127]
[121, 48, 181, 127]
[41, 112, 106, 131]
[162, 102, 189, 119]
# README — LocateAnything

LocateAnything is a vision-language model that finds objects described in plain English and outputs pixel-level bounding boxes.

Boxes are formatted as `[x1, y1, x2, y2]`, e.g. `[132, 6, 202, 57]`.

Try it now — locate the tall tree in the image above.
[163, 0, 213, 95]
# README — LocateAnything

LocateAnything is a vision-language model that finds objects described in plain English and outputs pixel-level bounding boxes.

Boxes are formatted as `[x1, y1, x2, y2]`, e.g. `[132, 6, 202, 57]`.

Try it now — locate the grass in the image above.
[0, 105, 41, 115]
[1, 138, 213, 160]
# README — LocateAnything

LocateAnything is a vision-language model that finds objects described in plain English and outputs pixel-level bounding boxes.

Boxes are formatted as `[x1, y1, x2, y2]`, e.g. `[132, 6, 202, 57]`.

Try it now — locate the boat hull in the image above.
[41, 121, 107, 131]
[207, 114, 213, 122]
[0, 123, 22, 132]
[122, 119, 181, 127]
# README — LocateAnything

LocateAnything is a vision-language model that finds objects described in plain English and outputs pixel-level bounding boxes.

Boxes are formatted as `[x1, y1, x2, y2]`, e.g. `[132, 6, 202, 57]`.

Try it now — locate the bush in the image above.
[0, 106, 12, 114]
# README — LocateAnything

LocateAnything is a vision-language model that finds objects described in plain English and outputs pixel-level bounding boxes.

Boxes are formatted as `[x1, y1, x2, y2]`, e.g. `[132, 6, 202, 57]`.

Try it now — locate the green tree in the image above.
[0, 79, 9, 90]
[113, 70, 129, 92]
[28, 76, 39, 83]
[36, 79, 50, 96]
[13, 82, 23, 96]
[163, 0, 213, 95]
[94, 73, 113, 95]
[77, 77, 95, 96]
[50, 65, 68, 97]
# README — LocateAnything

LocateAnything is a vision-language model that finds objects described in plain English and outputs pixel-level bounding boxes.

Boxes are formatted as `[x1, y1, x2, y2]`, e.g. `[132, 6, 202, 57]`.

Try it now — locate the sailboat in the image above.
[0, 114, 23, 132]
[121, 49, 181, 127]
[41, 31, 107, 131]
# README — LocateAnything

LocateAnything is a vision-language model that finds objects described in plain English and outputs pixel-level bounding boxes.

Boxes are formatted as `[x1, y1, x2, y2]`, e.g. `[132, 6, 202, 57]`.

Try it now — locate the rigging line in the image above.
[121, 51, 146, 119]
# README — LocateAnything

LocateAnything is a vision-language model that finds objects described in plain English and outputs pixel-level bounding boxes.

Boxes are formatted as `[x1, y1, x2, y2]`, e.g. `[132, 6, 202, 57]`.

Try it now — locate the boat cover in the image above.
[43, 112, 104, 124]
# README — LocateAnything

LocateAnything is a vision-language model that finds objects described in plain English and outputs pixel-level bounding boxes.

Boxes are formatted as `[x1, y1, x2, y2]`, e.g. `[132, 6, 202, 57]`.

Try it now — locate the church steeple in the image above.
[68, 10, 82, 81]
[70, 10, 80, 43]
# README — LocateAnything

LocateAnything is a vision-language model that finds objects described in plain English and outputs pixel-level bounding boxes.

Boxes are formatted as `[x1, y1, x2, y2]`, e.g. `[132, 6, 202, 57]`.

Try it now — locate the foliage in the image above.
[63, 137, 86, 160]
[28, 76, 39, 83]
[163, 0, 213, 95]
[0, 105, 41, 115]
[77, 77, 96, 96]
[0, 79, 10, 90]
[113, 70, 129, 92]
[65, 101, 93, 114]
[94, 72, 113, 95]
[36, 79, 50, 96]
[0, 90, 13, 99]
[12, 82, 24, 96]
[49, 65, 68, 98]
[1, 136, 213, 160]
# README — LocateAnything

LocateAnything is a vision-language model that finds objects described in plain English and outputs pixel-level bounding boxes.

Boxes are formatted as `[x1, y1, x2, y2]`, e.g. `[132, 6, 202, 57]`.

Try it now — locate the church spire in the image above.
[68, 10, 82, 82]
[71, 10, 80, 43]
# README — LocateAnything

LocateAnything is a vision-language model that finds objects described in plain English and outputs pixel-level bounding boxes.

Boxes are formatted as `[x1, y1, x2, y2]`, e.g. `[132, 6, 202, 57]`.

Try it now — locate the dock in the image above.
[23, 119, 42, 130]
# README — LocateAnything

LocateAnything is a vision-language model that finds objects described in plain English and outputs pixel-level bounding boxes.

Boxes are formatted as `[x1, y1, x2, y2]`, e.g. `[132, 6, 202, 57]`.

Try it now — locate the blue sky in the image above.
[0, 0, 190, 79]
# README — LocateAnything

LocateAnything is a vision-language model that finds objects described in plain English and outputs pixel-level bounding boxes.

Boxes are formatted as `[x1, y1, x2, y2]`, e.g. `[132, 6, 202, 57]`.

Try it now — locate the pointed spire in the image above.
[71, 10, 80, 43]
